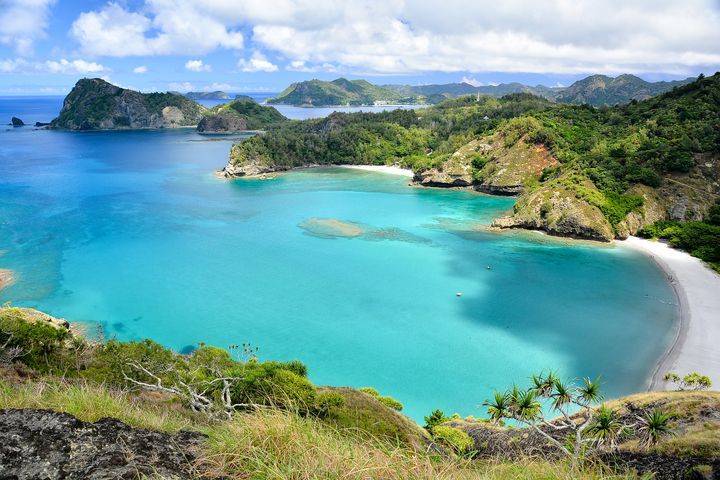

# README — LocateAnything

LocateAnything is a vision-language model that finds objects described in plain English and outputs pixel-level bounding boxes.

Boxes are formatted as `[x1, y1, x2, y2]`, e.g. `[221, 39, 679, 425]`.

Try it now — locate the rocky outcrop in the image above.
[415, 140, 478, 187]
[223, 144, 289, 178]
[0, 408, 203, 479]
[474, 139, 559, 196]
[0, 307, 70, 330]
[615, 184, 668, 239]
[492, 175, 615, 241]
[51, 78, 205, 130]
[10, 117, 24, 127]
[0, 269, 13, 291]
[198, 99, 286, 134]
[198, 111, 249, 133]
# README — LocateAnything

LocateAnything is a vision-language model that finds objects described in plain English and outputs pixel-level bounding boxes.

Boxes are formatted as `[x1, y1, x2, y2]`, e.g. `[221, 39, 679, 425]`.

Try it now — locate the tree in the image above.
[663, 371, 712, 391]
[637, 410, 674, 447]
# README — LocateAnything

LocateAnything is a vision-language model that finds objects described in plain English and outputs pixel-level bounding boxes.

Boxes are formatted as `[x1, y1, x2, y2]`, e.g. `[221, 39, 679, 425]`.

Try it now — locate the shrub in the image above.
[423, 409, 450, 431]
[312, 391, 345, 418]
[431, 425, 474, 455]
[359, 387, 403, 411]
[0, 309, 69, 370]
[230, 362, 317, 411]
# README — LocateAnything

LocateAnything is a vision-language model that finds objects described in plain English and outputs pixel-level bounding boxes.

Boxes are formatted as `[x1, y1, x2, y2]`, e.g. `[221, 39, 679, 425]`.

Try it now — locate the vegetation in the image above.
[266, 78, 426, 106]
[201, 99, 287, 131]
[663, 371, 713, 390]
[230, 73, 720, 236]
[639, 198, 720, 271]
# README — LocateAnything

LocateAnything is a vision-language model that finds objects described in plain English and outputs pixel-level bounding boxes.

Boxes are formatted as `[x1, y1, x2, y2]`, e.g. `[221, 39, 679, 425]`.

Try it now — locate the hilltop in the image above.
[266, 75, 694, 107]
[184, 91, 231, 100]
[197, 98, 287, 133]
[266, 77, 423, 106]
[52, 78, 205, 130]
[224, 74, 720, 244]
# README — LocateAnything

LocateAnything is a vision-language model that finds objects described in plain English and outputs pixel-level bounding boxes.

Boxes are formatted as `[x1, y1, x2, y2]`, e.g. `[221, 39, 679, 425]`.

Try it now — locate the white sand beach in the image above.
[338, 165, 414, 177]
[620, 236, 720, 390]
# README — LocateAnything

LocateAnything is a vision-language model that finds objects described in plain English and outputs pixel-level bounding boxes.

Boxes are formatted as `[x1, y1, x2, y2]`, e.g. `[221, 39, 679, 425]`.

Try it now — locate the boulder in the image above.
[10, 117, 24, 127]
[0, 408, 203, 480]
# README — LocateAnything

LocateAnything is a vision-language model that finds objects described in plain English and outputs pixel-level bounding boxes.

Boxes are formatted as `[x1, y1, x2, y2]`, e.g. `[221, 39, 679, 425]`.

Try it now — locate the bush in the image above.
[230, 362, 317, 411]
[423, 409, 450, 431]
[0, 309, 69, 370]
[431, 425, 475, 455]
[313, 391, 345, 418]
[359, 387, 403, 411]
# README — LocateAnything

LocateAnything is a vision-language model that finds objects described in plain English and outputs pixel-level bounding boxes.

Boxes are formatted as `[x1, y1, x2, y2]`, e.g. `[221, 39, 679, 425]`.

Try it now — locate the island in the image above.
[51, 78, 205, 130]
[224, 73, 720, 245]
[265, 75, 694, 107]
[184, 91, 230, 100]
[197, 98, 287, 133]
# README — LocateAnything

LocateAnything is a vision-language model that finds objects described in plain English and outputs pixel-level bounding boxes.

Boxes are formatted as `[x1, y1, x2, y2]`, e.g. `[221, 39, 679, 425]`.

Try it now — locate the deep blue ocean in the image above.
[0, 97, 678, 420]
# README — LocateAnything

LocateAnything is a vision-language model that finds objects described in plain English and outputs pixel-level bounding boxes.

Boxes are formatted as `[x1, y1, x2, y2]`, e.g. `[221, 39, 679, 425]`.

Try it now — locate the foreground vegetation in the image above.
[1, 306, 718, 479]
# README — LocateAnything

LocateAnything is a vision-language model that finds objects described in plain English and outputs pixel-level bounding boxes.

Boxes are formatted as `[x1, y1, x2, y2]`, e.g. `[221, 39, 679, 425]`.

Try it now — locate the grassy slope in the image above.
[0, 376, 635, 480]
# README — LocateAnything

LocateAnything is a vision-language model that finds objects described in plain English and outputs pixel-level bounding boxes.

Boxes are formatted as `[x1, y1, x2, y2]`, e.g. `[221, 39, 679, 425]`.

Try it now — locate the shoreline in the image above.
[619, 236, 720, 391]
[337, 165, 414, 177]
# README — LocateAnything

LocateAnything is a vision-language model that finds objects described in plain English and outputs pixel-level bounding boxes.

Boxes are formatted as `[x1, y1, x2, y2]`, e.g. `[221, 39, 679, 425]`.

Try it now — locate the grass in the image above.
[0, 377, 196, 433]
[0, 376, 641, 479]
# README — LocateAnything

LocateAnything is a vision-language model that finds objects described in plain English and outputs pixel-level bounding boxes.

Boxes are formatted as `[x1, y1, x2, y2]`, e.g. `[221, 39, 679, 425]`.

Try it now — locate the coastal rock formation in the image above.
[51, 78, 205, 130]
[198, 99, 286, 133]
[0, 408, 203, 479]
[0, 307, 71, 330]
[614, 185, 667, 239]
[223, 144, 289, 177]
[415, 142, 476, 187]
[492, 175, 615, 241]
[0, 269, 13, 291]
[10, 117, 24, 127]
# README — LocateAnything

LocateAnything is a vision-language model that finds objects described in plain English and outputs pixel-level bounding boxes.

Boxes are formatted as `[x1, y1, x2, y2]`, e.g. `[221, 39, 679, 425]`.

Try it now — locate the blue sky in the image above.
[1, 0, 719, 95]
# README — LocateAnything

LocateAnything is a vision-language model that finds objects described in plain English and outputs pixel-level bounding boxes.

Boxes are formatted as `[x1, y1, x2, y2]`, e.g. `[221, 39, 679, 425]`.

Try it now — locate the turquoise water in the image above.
[1, 100, 678, 421]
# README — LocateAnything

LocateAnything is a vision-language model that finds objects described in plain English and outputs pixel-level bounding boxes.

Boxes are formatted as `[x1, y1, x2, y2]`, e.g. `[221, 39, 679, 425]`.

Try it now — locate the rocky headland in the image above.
[198, 98, 286, 134]
[51, 78, 205, 130]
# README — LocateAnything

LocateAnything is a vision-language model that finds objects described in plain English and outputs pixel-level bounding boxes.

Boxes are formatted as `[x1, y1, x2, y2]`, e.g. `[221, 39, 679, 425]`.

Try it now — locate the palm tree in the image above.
[586, 405, 624, 449]
[550, 378, 573, 411]
[513, 389, 542, 423]
[483, 391, 510, 425]
[637, 409, 674, 447]
[531, 370, 558, 397]
[578, 376, 603, 405]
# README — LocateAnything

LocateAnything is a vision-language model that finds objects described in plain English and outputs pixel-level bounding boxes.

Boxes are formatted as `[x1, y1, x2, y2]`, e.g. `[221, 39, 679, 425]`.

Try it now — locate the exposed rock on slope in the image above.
[492, 174, 616, 241]
[52, 78, 205, 130]
[198, 99, 286, 133]
[0, 408, 203, 480]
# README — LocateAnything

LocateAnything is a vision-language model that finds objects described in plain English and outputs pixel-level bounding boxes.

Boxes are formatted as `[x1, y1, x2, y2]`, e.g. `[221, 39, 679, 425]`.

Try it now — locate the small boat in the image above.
[456, 292, 462, 297]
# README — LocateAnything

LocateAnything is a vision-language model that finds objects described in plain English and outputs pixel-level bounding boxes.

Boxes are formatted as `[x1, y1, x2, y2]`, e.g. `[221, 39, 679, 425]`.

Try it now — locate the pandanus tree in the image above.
[482, 371, 666, 469]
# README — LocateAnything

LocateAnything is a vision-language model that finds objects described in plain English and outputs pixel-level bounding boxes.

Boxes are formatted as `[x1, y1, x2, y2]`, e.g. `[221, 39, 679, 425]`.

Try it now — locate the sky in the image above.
[1, 0, 719, 95]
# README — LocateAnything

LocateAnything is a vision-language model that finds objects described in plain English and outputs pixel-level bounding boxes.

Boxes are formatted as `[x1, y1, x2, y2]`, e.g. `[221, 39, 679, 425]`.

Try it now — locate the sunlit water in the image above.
[0, 98, 678, 420]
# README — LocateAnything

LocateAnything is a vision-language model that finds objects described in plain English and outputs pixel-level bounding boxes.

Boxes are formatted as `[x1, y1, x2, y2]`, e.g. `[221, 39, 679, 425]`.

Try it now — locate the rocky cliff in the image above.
[52, 78, 205, 130]
[198, 99, 286, 134]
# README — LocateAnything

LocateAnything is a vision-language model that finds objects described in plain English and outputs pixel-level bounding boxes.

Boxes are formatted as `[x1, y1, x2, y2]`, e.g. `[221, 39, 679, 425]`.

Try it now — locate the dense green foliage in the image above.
[233, 73, 720, 232]
[205, 99, 287, 130]
[431, 425, 475, 455]
[267, 77, 425, 106]
[639, 198, 720, 271]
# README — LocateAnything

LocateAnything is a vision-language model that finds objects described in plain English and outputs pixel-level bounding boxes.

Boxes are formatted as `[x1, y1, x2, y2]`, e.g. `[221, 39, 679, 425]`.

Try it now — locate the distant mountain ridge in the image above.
[266, 75, 695, 107]
[184, 91, 230, 100]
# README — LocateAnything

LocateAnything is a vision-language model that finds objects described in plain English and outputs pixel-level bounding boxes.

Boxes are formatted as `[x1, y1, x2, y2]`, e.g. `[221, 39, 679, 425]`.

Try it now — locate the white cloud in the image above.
[0, 57, 108, 74]
[133, 65, 148, 74]
[237, 51, 278, 72]
[461, 76, 483, 87]
[202, 82, 231, 91]
[71, 1, 243, 57]
[67, 0, 720, 75]
[168, 81, 195, 92]
[45, 59, 108, 74]
[0, 0, 56, 55]
[185, 59, 211, 72]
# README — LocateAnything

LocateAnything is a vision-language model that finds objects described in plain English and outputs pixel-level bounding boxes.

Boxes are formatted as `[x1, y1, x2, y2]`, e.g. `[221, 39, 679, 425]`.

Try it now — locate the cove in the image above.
[0, 124, 677, 421]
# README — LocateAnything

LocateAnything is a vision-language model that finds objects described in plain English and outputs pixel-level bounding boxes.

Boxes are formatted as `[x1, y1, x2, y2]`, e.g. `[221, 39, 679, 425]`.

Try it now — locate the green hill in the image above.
[52, 78, 205, 130]
[554, 74, 694, 106]
[266, 78, 424, 106]
[197, 99, 287, 133]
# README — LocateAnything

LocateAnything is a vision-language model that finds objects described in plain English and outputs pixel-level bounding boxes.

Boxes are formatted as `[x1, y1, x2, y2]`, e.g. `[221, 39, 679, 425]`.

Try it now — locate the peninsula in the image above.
[225, 73, 720, 243]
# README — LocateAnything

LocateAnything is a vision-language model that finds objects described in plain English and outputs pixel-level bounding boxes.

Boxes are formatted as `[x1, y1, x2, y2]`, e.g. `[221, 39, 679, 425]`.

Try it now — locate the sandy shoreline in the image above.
[619, 236, 720, 390]
[337, 165, 414, 177]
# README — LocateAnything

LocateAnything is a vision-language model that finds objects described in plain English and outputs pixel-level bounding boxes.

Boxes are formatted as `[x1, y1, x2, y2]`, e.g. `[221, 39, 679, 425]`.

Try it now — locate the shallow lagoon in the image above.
[0, 100, 677, 421]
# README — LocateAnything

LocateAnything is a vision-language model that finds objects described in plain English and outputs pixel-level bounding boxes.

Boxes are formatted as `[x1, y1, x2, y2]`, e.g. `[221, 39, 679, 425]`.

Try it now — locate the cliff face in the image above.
[52, 78, 205, 130]
[198, 99, 286, 133]
[492, 175, 616, 241]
